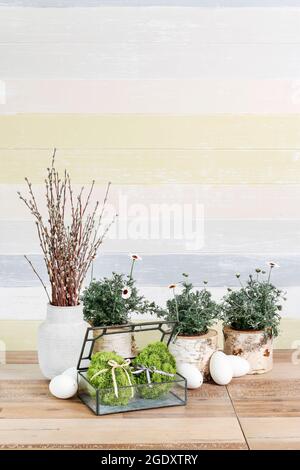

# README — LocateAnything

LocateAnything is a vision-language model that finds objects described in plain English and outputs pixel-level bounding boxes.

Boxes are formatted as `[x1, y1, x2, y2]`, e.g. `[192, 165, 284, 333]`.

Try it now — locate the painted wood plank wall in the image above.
[1, 254, 299, 290]
[3, 80, 300, 114]
[2, 43, 300, 80]
[1, 184, 300, 220]
[2, 1, 300, 7]
[1, 115, 300, 149]
[1, 148, 300, 186]
[1, 286, 298, 321]
[1, 117, 299, 327]
[2, 7, 300, 45]
[2, 318, 299, 351]
[1, 7, 300, 80]
[0, 2, 299, 349]
[2, 219, 300, 255]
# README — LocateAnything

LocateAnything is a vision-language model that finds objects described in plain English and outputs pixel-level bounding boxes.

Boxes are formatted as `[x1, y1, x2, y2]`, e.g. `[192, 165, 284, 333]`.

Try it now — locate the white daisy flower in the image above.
[122, 286, 132, 299]
[130, 253, 142, 261]
[267, 261, 280, 269]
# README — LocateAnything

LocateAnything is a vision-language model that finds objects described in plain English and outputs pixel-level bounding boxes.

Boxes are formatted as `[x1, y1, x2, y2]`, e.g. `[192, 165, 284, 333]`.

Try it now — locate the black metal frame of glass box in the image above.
[77, 321, 187, 415]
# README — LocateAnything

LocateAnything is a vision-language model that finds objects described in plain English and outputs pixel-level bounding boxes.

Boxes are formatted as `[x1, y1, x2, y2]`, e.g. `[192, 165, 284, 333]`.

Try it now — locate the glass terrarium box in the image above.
[77, 321, 187, 415]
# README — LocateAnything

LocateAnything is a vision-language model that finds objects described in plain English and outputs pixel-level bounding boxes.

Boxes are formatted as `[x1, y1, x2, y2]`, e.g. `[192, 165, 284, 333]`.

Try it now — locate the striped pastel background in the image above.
[1, 0, 300, 349]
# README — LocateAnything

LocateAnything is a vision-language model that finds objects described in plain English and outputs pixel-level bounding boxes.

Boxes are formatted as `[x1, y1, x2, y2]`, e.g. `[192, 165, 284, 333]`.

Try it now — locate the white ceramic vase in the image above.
[38, 303, 88, 379]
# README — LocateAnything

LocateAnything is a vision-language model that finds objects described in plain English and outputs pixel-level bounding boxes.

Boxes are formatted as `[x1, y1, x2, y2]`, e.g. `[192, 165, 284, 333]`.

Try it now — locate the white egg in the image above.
[62, 366, 78, 382]
[227, 355, 250, 377]
[209, 351, 233, 385]
[49, 375, 78, 399]
[177, 362, 203, 389]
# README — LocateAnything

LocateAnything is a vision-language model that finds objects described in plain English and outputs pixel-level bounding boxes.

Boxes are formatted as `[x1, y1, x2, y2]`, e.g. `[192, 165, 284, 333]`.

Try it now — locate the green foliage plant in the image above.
[82, 254, 165, 326]
[87, 351, 136, 406]
[164, 274, 220, 336]
[132, 342, 177, 399]
[221, 263, 286, 338]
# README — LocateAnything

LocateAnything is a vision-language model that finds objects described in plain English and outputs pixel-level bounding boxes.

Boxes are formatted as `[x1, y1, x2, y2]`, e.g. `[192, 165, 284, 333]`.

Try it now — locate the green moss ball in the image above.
[132, 342, 177, 399]
[87, 351, 135, 406]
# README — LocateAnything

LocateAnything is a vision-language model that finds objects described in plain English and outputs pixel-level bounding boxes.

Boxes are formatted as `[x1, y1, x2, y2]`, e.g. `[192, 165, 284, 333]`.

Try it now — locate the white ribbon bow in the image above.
[132, 364, 175, 385]
[90, 358, 134, 399]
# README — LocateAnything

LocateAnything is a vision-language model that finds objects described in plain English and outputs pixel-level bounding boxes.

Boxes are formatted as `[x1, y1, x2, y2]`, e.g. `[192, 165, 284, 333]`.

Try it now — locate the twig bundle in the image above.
[18, 149, 115, 306]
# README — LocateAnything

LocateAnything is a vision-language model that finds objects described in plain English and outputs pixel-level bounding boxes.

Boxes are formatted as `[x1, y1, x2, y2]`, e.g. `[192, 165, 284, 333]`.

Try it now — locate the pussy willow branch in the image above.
[18, 150, 114, 306]
[24, 255, 51, 303]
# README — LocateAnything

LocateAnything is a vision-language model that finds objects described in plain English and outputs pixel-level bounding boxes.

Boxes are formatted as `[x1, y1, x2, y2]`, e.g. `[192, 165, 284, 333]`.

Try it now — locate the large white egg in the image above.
[227, 355, 250, 377]
[209, 351, 233, 385]
[177, 362, 203, 389]
[62, 366, 78, 382]
[49, 375, 78, 399]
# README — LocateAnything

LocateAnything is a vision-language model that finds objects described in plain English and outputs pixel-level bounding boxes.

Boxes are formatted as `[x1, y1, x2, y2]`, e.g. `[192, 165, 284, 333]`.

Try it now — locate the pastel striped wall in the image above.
[0, 1, 300, 349]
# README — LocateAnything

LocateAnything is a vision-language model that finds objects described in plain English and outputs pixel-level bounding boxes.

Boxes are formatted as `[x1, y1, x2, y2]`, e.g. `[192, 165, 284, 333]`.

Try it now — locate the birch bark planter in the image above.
[168, 329, 218, 381]
[223, 326, 273, 374]
[38, 303, 88, 379]
[93, 326, 134, 358]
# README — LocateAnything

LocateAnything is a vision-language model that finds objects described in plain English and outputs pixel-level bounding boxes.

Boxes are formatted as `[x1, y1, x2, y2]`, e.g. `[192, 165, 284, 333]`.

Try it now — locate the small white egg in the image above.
[62, 366, 78, 382]
[49, 375, 78, 399]
[177, 362, 203, 389]
[209, 351, 233, 385]
[227, 355, 250, 377]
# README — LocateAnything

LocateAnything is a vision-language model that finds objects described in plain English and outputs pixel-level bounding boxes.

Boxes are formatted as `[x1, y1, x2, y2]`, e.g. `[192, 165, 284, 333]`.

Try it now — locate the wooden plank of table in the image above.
[227, 351, 300, 417]
[5, 350, 300, 449]
[0, 397, 236, 420]
[0, 361, 246, 449]
[0, 376, 235, 419]
[228, 350, 300, 449]
[1, 364, 45, 380]
[6, 351, 37, 364]
[239, 418, 300, 450]
[0, 418, 246, 450]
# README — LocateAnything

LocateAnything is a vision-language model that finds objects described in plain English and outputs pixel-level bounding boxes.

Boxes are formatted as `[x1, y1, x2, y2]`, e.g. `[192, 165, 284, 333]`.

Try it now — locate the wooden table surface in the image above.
[1, 350, 300, 450]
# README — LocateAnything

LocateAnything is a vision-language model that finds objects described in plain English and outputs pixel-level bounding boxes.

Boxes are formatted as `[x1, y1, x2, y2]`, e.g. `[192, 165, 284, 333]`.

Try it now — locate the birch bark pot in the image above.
[93, 326, 134, 358]
[168, 329, 218, 381]
[38, 303, 88, 379]
[223, 326, 273, 374]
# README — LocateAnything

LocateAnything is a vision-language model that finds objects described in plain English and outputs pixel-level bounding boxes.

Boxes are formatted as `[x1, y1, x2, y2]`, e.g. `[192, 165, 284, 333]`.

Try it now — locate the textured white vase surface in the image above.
[38, 303, 88, 379]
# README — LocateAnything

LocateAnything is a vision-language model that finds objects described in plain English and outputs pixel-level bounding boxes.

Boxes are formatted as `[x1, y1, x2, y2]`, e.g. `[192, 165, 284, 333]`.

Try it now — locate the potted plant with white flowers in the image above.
[18, 149, 114, 378]
[221, 262, 286, 374]
[163, 274, 220, 381]
[82, 254, 165, 357]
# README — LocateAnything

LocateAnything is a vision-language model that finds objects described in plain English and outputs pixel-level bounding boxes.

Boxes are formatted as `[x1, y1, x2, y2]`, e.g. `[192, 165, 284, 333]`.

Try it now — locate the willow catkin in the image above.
[18, 149, 115, 306]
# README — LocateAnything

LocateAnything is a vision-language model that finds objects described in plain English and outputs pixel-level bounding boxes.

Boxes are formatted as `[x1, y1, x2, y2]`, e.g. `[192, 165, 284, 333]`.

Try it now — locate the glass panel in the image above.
[77, 371, 97, 414]
[94, 373, 186, 415]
